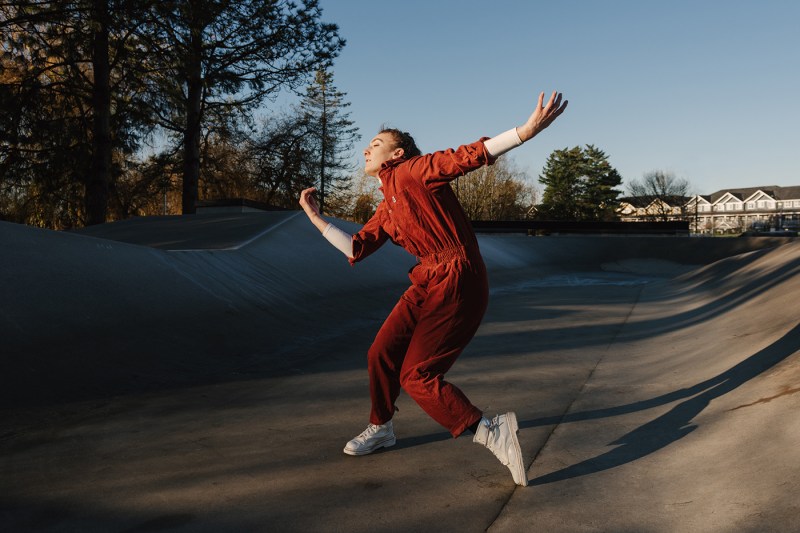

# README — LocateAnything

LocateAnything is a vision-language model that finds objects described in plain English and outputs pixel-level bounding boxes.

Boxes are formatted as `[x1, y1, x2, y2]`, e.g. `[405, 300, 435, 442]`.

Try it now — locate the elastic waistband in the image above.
[417, 245, 477, 266]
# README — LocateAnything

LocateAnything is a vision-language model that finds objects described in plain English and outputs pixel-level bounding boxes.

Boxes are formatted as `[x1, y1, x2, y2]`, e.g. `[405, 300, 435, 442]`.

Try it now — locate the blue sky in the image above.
[303, 0, 799, 195]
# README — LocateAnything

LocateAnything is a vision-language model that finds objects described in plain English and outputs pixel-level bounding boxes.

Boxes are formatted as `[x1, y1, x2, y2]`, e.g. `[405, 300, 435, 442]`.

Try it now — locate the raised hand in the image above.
[517, 91, 568, 142]
[299, 187, 321, 218]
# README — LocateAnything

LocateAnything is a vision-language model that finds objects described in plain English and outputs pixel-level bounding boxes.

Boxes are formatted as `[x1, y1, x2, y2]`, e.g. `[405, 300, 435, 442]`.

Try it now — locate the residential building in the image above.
[617, 195, 690, 222]
[619, 185, 800, 235]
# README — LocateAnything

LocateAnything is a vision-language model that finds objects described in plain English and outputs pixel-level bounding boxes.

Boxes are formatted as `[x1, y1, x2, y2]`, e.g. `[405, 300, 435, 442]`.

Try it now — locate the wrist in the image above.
[516, 125, 536, 143]
[311, 213, 329, 233]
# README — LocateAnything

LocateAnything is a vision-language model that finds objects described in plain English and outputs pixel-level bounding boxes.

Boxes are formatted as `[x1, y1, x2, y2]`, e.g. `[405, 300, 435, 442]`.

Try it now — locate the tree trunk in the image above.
[319, 87, 327, 215]
[182, 22, 203, 215]
[85, 0, 112, 225]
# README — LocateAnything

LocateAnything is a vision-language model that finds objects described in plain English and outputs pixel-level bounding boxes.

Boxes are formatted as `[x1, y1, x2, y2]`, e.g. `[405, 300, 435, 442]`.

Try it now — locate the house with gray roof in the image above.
[620, 185, 800, 234]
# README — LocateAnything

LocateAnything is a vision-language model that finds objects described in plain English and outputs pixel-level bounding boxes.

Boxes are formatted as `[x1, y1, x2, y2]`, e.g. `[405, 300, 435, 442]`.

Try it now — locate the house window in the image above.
[747, 202, 754, 209]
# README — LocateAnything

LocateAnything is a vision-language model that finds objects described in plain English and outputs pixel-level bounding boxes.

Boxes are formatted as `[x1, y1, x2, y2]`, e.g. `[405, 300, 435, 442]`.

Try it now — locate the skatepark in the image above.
[1, 211, 798, 532]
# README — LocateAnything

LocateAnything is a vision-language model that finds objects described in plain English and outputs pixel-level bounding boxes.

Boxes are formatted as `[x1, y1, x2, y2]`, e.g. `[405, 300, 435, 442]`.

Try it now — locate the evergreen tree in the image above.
[299, 69, 360, 215]
[580, 145, 623, 221]
[538, 145, 622, 221]
[140, 0, 344, 214]
[538, 147, 585, 220]
[1, 0, 156, 227]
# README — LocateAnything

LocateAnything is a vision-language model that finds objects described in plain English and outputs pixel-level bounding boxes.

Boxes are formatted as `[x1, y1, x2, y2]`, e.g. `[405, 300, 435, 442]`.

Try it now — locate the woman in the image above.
[299, 91, 567, 486]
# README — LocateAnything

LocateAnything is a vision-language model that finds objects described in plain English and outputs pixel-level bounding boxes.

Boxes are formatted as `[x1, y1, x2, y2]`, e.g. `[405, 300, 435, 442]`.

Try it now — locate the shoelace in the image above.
[487, 415, 503, 432]
[357, 424, 380, 440]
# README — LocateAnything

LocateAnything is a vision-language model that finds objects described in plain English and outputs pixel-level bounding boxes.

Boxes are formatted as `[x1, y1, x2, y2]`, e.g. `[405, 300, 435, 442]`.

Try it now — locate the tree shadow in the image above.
[528, 321, 800, 485]
[477, 256, 800, 359]
[394, 431, 452, 450]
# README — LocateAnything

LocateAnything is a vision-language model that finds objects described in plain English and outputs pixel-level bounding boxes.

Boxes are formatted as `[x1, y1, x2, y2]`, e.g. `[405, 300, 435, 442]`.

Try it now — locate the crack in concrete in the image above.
[485, 285, 646, 531]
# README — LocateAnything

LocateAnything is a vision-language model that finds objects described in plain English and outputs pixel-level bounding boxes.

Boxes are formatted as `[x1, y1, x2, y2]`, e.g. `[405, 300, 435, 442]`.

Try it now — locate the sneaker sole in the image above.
[343, 436, 396, 456]
[504, 412, 527, 486]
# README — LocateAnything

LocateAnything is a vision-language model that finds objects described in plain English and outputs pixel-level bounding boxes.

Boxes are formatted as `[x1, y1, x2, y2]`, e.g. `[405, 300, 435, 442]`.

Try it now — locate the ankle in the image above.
[467, 417, 484, 435]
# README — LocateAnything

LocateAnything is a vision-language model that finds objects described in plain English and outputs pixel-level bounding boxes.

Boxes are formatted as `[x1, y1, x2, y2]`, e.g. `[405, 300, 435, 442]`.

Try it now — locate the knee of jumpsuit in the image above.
[398, 362, 462, 397]
[399, 366, 435, 394]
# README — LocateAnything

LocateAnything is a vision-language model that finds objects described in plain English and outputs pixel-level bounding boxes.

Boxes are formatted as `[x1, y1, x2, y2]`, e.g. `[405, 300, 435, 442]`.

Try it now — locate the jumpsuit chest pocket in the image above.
[384, 185, 416, 238]
[385, 184, 411, 215]
[386, 182, 432, 234]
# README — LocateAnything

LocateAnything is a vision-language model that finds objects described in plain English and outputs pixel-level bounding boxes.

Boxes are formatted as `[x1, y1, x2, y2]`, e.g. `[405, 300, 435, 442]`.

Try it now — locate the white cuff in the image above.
[322, 223, 354, 259]
[484, 128, 523, 158]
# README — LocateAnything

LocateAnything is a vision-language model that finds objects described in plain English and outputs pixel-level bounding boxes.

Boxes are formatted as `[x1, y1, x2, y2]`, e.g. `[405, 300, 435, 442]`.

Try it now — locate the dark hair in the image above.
[379, 126, 421, 158]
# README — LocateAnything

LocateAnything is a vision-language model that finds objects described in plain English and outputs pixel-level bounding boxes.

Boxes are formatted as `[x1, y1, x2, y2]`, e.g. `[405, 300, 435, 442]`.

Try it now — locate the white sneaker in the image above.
[343, 420, 396, 456]
[473, 412, 527, 486]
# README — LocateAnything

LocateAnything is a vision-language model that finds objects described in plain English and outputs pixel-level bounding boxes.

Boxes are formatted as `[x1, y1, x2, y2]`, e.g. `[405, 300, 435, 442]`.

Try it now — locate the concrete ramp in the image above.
[73, 211, 301, 250]
[1, 215, 416, 408]
[494, 239, 800, 532]
[2, 213, 790, 408]
[1, 214, 798, 532]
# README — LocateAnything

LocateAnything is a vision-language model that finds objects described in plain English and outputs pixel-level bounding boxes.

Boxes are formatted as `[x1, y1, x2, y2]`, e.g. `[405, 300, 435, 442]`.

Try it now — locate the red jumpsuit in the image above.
[350, 139, 494, 438]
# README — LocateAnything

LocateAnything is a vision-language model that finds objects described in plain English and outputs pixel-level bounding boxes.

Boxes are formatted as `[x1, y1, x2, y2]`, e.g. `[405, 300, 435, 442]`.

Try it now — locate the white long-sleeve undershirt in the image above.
[483, 128, 523, 158]
[320, 127, 525, 259]
[322, 222, 355, 259]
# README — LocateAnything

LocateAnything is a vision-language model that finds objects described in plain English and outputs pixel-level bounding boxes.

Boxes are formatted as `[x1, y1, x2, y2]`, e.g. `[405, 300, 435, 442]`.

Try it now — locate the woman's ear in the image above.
[392, 147, 405, 159]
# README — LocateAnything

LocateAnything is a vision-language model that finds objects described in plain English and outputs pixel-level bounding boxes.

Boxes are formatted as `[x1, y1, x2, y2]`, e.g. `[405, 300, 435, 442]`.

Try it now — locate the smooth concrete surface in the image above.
[1, 213, 798, 532]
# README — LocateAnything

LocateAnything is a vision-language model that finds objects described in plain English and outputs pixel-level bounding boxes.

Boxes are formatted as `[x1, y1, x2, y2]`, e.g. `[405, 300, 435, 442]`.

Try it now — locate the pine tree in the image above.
[538, 145, 622, 221]
[299, 69, 360, 215]
[140, 0, 344, 214]
[0, 0, 152, 227]
[539, 147, 585, 220]
[581, 145, 623, 221]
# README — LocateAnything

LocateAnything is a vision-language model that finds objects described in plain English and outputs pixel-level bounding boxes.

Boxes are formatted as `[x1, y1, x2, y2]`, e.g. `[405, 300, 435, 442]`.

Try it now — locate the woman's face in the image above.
[364, 133, 404, 177]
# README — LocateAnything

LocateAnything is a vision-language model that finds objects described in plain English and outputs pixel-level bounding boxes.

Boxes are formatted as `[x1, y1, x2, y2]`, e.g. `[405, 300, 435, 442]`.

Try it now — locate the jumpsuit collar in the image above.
[377, 156, 408, 191]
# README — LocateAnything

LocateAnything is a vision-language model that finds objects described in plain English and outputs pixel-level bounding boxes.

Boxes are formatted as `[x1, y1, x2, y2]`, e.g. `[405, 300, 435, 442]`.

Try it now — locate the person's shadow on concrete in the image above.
[526, 321, 800, 486]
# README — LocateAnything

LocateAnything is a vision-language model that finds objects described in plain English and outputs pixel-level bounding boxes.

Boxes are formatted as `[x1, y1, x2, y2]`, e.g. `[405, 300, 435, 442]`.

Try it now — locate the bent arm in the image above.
[322, 222, 354, 259]
[299, 187, 354, 259]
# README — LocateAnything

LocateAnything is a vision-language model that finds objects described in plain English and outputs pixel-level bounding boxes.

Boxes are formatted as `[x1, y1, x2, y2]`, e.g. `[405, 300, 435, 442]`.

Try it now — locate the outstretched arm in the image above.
[299, 187, 354, 258]
[484, 90, 568, 157]
[516, 91, 568, 142]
